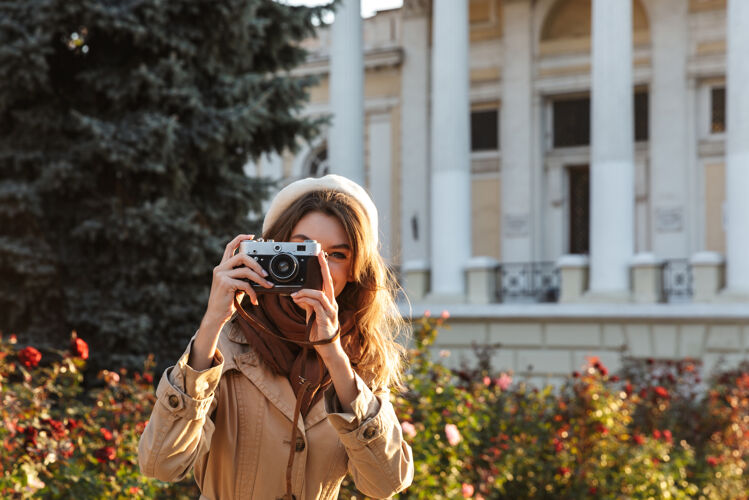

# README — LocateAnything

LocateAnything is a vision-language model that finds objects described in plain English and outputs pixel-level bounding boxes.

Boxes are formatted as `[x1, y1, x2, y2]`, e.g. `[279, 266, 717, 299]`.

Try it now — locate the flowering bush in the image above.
[340, 317, 748, 499]
[0, 332, 198, 499]
[2, 319, 748, 499]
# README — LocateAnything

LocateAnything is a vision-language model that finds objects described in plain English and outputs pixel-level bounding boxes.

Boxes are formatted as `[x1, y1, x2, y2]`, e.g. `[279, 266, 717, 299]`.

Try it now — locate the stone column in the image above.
[723, 0, 749, 296]
[329, 0, 364, 186]
[429, 0, 471, 300]
[500, 0, 534, 262]
[650, 0, 690, 259]
[367, 113, 393, 260]
[588, 0, 635, 298]
[400, 0, 431, 271]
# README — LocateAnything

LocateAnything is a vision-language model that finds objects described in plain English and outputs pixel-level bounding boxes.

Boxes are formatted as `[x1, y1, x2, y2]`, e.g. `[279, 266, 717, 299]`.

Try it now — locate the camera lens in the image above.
[269, 253, 298, 282]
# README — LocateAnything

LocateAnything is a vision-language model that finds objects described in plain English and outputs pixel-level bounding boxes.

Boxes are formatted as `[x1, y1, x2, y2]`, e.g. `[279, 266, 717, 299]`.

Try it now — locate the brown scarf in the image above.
[234, 293, 363, 415]
[233, 292, 363, 499]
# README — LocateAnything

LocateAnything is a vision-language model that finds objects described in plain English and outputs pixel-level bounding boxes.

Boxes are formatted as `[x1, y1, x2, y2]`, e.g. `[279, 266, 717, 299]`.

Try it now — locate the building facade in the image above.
[249, 0, 749, 385]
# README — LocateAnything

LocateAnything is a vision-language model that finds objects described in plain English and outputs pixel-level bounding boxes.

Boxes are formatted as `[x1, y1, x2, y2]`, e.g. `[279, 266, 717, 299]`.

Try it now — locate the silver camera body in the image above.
[239, 239, 322, 294]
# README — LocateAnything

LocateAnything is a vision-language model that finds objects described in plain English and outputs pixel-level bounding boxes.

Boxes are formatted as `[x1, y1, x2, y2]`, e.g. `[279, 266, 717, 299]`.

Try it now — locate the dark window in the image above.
[471, 109, 499, 151]
[568, 166, 590, 254]
[711, 87, 726, 133]
[553, 97, 590, 148]
[553, 91, 649, 148]
[634, 91, 649, 141]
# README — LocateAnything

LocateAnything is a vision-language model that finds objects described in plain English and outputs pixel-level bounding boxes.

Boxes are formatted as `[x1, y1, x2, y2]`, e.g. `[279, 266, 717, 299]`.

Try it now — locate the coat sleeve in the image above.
[138, 336, 224, 482]
[324, 374, 414, 499]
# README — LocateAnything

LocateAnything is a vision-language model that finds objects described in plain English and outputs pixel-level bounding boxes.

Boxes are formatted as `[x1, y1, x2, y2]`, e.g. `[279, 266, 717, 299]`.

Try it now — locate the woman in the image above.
[138, 174, 414, 500]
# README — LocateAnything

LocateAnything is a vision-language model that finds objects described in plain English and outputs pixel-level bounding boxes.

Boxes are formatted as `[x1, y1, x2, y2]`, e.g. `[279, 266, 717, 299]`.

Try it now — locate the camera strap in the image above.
[233, 292, 341, 499]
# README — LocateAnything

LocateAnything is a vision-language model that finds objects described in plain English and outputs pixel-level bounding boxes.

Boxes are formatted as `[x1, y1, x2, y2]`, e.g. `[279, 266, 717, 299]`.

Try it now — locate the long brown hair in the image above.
[263, 189, 407, 390]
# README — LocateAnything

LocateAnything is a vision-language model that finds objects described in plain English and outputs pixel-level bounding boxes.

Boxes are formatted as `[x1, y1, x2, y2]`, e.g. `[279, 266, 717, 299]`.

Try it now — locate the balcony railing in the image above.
[495, 262, 560, 303]
[662, 259, 693, 303]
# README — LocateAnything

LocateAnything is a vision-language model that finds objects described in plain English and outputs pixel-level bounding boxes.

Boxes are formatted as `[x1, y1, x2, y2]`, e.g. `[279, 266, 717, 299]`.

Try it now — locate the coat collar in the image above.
[223, 319, 328, 431]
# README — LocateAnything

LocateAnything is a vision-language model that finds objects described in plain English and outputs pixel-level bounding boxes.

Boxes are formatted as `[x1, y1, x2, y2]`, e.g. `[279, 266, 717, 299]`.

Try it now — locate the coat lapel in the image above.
[227, 318, 328, 433]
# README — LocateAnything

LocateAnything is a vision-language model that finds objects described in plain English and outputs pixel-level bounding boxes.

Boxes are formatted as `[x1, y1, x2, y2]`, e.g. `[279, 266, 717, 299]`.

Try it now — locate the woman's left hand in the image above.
[292, 251, 358, 410]
[291, 251, 345, 362]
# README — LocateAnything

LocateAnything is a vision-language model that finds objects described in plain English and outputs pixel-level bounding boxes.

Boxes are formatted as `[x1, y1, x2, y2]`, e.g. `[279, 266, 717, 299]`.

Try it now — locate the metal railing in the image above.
[495, 262, 560, 303]
[662, 259, 692, 303]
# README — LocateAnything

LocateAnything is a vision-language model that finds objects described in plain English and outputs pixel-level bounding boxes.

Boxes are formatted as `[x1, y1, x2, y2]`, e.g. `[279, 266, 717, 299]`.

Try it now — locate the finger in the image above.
[291, 297, 330, 325]
[221, 234, 255, 263]
[292, 289, 333, 310]
[292, 296, 314, 318]
[221, 252, 268, 278]
[225, 267, 274, 288]
[317, 251, 335, 302]
[292, 290, 335, 319]
[225, 277, 258, 306]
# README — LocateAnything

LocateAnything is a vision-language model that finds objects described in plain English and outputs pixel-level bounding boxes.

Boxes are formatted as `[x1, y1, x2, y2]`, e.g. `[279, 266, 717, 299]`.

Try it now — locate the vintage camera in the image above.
[239, 239, 323, 294]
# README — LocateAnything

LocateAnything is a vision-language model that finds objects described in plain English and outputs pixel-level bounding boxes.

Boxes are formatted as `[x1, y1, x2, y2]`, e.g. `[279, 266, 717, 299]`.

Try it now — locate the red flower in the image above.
[663, 429, 673, 444]
[706, 456, 719, 467]
[100, 428, 113, 441]
[71, 336, 89, 360]
[588, 487, 598, 495]
[23, 427, 39, 446]
[66, 419, 80, 430]
[60, 442, 75, 459]
[633, 434, 645, 445]
[558, 466, 571, 475]
[143, 373, 154, 384]
[554, 438, 563, 452]
[18, 346, 41, 368]
[653, 386, 669, 398]
[94, 446, 116, 463]
[652, 429, 662, 440]
[46, 419, 67, 439]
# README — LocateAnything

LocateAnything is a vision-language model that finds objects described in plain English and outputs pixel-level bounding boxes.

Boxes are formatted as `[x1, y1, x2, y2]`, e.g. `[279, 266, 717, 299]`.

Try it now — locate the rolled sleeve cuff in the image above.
[324, 372, 381, 432]
[157, 341, 224, 420]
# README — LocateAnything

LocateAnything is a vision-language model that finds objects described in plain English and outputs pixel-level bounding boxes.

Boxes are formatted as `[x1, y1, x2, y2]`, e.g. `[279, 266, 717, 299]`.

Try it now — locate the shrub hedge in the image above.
[1, 318, 746, 499]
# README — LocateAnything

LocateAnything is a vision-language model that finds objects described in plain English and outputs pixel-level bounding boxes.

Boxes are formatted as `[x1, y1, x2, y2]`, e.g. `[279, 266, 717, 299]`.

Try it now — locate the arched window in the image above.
[306, 145, 330, 177]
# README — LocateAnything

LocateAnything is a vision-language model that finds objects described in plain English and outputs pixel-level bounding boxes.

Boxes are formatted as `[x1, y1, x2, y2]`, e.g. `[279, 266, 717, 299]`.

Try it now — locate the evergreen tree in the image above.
[0, 0, 331, 367]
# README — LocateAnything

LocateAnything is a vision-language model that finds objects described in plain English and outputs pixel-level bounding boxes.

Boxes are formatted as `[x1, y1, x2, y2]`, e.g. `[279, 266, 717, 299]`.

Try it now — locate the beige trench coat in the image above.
[138, 318, 414, 500]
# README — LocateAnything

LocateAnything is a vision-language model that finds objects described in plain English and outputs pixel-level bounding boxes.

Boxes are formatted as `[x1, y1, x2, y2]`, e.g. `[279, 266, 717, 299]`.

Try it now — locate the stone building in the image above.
[249, 0, 749, 385]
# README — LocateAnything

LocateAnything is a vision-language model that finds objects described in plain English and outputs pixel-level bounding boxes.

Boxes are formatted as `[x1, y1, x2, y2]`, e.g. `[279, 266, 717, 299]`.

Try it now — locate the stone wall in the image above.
[406, 303, 749, 387]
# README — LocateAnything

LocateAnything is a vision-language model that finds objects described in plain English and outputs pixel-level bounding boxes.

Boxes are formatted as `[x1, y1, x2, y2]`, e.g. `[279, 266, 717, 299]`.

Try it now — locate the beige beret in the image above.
[262, 174, 379, 244]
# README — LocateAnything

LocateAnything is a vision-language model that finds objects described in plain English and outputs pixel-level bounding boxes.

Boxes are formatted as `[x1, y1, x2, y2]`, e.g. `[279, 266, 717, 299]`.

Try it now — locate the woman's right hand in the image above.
[190, 234, 273, 370]
[203, 234, 274, 325]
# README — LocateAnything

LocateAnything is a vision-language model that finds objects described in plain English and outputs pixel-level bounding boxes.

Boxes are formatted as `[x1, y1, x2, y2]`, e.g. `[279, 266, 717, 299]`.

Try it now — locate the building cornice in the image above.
[399, 302, 749, 322]
[292, 47, 404, 77]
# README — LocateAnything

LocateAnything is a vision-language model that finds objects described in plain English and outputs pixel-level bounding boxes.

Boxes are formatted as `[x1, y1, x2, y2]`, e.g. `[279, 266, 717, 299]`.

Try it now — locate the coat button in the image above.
[363, 426, 376, 439]
[168, 395, 179, 408]
[295, 437, 305, 452]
